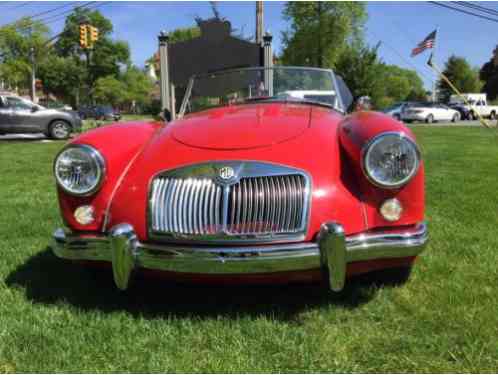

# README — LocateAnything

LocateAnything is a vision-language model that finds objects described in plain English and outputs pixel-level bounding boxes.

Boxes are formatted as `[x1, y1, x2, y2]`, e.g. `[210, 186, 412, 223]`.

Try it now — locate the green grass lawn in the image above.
[81, 114, 155, 132]
[1, 127, 498, 372]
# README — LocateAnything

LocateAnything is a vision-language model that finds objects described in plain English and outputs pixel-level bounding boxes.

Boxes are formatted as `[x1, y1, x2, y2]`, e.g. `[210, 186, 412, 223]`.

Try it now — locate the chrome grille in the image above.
[149, 162, 310, 243]
[151, 178, 223, 235]
[227, 175, 306, 234]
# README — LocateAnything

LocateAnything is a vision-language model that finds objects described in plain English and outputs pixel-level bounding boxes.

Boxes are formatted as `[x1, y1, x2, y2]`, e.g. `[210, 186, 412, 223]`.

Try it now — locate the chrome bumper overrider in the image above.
[51, 222, 428, 292]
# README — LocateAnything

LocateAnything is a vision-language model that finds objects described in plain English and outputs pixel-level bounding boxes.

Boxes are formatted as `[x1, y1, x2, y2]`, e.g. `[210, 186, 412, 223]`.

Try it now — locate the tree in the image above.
[94, 67, 153, 111]
[94, 75, 126, 106]
[480, 46, 498, 101]
[37, 55, 85, 106]
[334, 41, 426, 109]
[438, 55, 482, 102]
[121, 66, 153, 109]
[53, 8, 130, 105]
[379, 64, 426, 107]
[280, 2, 366, 68]
[334, 42, 384, 106]
[0, 17, 50, 92]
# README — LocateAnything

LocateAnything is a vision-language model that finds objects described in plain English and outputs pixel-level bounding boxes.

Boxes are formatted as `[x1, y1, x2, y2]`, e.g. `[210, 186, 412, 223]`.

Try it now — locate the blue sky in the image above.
[2, 1, 498, 89]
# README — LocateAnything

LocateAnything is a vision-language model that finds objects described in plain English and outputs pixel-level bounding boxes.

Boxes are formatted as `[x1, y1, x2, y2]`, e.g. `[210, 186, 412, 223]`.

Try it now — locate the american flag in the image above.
[411, 30, 437, 57]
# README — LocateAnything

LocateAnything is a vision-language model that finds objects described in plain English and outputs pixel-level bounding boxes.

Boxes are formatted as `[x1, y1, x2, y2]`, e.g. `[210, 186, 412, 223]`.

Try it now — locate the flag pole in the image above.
[427, 55, 491, 129]
[432, 26, 438, 102]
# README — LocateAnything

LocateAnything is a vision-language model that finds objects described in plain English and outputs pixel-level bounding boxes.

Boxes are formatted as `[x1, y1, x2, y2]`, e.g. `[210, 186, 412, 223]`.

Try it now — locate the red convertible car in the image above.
[51, 67, 428, 292]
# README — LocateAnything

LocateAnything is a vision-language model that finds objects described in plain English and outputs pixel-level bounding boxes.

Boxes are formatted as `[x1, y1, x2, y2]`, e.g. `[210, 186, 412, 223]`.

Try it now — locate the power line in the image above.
[11, 2, 98, 33]
[452, 1, 498, 17]
[4, 2, 31, 11]
[1, 1, 95, 30]
[43, 2, 113, 45]
[429, 1, 498, 23]
[24, 2, 75, 21]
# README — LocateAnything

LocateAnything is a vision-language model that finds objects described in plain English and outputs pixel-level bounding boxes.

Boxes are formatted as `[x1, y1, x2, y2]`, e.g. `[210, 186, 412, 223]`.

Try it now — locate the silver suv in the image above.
[0, 96, 82, 139]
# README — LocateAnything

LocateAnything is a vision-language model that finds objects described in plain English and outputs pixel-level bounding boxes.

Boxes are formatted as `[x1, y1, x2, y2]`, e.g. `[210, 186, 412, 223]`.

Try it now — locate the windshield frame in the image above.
[178, 66, 347, 118]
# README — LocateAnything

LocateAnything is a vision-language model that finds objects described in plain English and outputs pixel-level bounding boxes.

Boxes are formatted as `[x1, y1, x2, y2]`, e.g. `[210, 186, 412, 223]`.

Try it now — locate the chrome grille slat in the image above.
[150, 167, 308, 240]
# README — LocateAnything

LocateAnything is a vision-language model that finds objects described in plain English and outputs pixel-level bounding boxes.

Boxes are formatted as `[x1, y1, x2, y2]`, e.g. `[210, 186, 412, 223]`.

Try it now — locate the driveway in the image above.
[0, 133, 59, 142]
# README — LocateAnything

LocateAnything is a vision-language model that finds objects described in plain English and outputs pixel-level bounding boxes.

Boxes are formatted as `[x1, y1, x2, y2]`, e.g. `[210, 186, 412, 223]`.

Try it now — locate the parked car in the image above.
[0, 95, 81, 139]
[401, 102, 460, 123]
[382, 102, 416, 121]
[78, 105, 121, 121]
[449, 93, 498, 120]
[448, 103, 470, 121]
[51, 66, 428, 292]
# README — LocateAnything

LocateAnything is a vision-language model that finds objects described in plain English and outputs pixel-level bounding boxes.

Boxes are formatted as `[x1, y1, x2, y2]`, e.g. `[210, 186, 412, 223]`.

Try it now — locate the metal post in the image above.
[170, 83, 176, 120]
[158, 31, 170, 113]
[263, 31, 273, 97]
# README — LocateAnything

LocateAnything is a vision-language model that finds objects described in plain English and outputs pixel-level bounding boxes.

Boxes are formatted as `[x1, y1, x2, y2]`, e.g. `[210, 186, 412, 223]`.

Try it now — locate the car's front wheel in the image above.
[452, 113, 460, 123]
[49, 120, 72, 140]
[426, 114, 434, 124]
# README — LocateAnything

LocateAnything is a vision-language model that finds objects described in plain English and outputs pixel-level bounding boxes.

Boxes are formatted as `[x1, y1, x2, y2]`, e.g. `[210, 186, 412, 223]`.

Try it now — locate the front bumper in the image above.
[51, 222, 428, 292]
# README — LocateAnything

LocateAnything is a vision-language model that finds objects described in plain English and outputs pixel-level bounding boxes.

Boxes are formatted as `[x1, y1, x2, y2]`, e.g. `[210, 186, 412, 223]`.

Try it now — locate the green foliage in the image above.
[93, 75, 126, 106]
[169, 26, 201, 43]
[335, 43, 426, 109]
[94, 67, 153, 110]
[479, 47, 498, 101]
[0, 17, 50, 89]
[438, 55, 482, 102]
[280, 2, 366, 68]
[37, 55, 85, 107]
[121, 66, 153, 107]
[335, 42, 383, 105]
[52, 8, 130, 106]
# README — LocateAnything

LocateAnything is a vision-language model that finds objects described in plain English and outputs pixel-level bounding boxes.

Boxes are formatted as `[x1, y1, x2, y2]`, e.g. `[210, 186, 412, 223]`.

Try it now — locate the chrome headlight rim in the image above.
[361, 132, 421, 189]
[54, 144, 106, 196]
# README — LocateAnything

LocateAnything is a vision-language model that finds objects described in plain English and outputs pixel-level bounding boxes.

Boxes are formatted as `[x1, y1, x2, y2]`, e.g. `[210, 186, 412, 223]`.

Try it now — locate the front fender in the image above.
[339, 111, 425, 229]
[56, 121, 163, 232]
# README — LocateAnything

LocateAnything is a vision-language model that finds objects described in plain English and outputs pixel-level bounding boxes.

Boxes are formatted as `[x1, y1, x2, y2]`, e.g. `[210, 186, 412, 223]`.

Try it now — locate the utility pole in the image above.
[30, 46, 36, 103]
[256, 1, 263, 45]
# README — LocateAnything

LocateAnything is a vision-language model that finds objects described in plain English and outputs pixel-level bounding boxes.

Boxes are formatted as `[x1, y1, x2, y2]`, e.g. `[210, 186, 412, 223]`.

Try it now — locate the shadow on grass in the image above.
[6, 248, 407, 322]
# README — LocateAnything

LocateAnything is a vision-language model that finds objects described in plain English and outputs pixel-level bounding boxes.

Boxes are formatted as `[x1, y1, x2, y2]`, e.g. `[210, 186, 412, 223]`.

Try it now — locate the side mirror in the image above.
[31, 106, 39, 113]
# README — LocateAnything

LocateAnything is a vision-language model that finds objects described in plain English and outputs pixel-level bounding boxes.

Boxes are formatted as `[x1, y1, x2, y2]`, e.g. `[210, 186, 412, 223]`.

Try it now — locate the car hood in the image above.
[169, 103, 312, 150]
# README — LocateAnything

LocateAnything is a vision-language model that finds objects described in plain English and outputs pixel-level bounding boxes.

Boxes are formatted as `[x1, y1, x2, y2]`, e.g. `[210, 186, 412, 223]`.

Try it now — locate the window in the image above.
[6, 97, 33, 110]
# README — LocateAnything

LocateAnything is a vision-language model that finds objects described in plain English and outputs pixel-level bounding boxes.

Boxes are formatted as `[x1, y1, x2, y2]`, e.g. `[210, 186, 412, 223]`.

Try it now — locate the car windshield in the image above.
[179, 67, 347, 116]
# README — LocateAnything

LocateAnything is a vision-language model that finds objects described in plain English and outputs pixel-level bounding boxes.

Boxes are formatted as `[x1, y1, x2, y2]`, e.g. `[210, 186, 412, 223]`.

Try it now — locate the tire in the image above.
[490, 111, 496, 120]
[48, 120, 72, 140]
[426, 114, 434, 124]
[451, 113, 459, 123]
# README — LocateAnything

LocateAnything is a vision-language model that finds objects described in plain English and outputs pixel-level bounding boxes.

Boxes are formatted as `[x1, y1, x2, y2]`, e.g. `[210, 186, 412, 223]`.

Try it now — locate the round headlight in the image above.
[362, 132, 420, 189]
[54, 144, 105, 196]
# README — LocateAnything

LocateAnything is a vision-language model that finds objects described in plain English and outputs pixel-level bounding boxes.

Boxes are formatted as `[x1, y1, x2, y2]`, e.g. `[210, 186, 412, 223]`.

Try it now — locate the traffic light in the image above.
[89, 26, 99, 46]
[79, 24, 88, 49]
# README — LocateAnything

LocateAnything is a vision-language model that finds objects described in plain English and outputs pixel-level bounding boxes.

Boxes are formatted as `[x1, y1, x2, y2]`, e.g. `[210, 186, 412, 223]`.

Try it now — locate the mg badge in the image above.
[219, 166, 235, 180]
